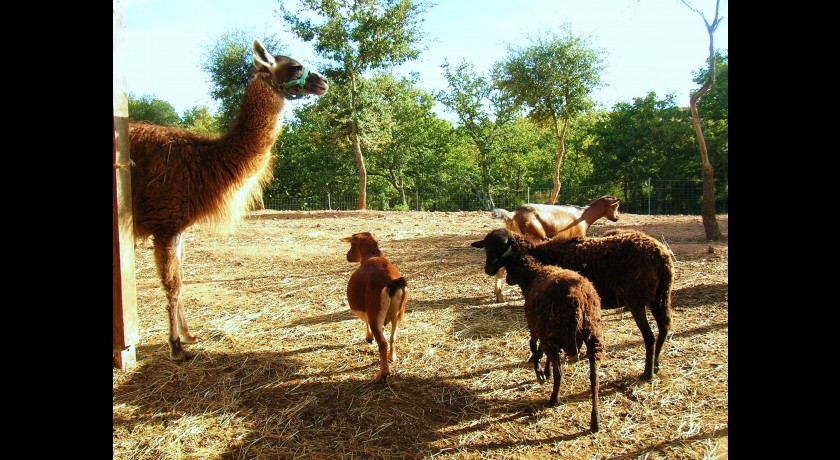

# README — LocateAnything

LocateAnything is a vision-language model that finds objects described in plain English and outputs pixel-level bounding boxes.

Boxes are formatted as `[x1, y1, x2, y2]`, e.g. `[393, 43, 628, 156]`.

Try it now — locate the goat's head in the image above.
[470, 228, 519, 276]
[590, 195, 620, 222]
[341, 232, 382, 263]
[253, 39, 329, 100]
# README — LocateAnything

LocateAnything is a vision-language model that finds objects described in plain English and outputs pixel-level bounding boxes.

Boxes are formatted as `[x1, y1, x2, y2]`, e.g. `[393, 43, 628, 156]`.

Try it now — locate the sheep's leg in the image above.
[543, 356, 551, 382]
[529, 333, 546, 383]
[154, 233, 194, 360]
[547, 351, 563, 407]
[587, 341, 601, 433]
[370, 323, 390, 383]
[387, 289, 407, 363]
[370, 290, 393, 383]
[388, 316, 398, 363]
[494, 268, 506, 302]
[650, 301, 672, 375]
[629, 306, 656, 380]
[349, 309, 374, 343]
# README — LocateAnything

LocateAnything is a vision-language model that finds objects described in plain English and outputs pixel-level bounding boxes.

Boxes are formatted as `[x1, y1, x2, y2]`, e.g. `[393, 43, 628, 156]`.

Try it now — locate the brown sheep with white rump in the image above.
[341, 232, 408, 383]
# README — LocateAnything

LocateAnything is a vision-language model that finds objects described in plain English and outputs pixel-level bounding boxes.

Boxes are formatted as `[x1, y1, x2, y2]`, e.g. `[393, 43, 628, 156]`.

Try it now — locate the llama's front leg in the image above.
[174, 234, 197, 344]
[154, 234, 190, 360]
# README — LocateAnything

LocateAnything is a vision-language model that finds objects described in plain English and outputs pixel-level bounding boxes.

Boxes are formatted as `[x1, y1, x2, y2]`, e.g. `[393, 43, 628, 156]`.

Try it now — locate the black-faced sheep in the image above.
[498, 250, 604, 433]
[341, 232, 408, 383]
[472, 227, 674, 381]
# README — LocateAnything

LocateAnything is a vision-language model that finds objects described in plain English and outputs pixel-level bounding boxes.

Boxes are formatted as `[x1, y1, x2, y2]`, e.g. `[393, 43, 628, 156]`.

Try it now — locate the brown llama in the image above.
[128, 39, 328, 360]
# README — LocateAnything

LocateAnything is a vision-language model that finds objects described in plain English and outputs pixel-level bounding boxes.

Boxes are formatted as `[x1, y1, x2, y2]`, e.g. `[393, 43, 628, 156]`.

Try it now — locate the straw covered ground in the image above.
[113, 210, 728, 459]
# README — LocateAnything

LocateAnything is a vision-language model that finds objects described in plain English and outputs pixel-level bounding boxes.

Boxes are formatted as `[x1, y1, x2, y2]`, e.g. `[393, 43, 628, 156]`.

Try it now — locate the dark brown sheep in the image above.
[128, 40, 328, 360]
[498, 251, 604, 433]
[472, 227, 674, 381]
[341, 232, 408, 383]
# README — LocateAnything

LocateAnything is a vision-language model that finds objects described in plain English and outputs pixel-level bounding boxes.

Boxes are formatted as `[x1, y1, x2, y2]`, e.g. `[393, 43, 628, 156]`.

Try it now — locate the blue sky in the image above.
[116, 0, 728, 118]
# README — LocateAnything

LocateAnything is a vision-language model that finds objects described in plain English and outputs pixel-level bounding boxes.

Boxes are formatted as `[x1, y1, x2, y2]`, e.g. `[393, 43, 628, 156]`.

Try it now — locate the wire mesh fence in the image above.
[264, 179, 728, 215]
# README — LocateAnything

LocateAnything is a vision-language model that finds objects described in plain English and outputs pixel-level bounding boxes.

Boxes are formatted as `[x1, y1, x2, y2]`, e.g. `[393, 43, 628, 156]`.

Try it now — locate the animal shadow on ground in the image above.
[113, 348, 600, 459]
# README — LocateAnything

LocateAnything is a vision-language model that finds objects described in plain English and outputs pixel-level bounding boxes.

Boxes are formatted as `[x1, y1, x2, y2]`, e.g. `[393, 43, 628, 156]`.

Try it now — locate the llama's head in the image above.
[253, 39, 329, 100]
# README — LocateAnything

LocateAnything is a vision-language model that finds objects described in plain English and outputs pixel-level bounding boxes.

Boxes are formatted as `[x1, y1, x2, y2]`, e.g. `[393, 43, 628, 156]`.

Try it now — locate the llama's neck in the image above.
[218, 76, 286, 162]
[199, 76, 285, 233]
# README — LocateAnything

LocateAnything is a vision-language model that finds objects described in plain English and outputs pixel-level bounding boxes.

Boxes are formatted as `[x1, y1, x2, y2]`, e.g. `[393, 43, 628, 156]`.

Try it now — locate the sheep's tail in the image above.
[383, 277, 408, 326]
[387, 277, 407, 297]
[650, 261, 674, 332]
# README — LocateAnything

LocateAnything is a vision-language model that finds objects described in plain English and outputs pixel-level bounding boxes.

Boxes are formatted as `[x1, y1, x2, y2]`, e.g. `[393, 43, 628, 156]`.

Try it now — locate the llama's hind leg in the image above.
[154, 233, 193, 359]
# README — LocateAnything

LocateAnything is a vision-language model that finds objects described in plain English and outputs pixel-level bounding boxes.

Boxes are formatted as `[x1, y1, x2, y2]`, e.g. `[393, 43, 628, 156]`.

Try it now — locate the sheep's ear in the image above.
[253, 39, 276, 71]
[470, 240, 484, 249]
[340, 236, 352, 242]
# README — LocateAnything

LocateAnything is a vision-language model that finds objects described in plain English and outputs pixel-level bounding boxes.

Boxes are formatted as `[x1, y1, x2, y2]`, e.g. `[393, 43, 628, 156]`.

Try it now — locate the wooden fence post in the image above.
[113, 0, 139, 369]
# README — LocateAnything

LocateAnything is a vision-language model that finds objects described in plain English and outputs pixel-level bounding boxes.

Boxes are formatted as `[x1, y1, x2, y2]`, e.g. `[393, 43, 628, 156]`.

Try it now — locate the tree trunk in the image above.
[350, 75, 367, 210]
[547, 116, 569, 205]
[353, 130, 367, 210]
[689, 94, 722, 240]
[684, 0, 724, 241]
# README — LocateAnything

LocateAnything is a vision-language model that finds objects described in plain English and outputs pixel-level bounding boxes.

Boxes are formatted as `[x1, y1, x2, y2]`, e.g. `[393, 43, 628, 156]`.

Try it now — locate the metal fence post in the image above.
[647, 178, 651, 215]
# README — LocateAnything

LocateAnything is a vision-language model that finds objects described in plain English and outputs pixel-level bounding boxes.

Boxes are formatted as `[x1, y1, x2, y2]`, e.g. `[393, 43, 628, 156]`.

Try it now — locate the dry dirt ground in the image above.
[113, 210, 728, 460]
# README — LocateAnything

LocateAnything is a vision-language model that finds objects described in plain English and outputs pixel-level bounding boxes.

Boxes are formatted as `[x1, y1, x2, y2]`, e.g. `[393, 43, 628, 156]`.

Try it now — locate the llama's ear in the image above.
[253, 39, 276, 71]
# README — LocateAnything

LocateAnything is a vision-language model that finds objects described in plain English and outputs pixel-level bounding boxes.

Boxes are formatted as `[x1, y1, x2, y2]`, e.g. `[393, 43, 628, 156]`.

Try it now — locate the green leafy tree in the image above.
[364, 73, 444, 207]
[589, 92, 697, 212]
[127, 93, 180, 125]
[270, 108, 359, 208]
[435, 59, 517, 210]
[681, 0, 725, 240]
[493, 24, 607, 204]
[278, 0, 432, 209]
[202, 29, 286, 131]
[181, 105, 220, 135]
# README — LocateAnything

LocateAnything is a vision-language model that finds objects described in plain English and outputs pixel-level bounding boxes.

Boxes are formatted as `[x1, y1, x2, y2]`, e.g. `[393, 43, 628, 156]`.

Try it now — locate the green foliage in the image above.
[493, 25, 607, 125]
[277, 0, 433, 208]
[202, 29, 286, 131]
[434, 59, 518, 209]
[587, 92, 699, 208]
[127, 93, 181, 125]
[279, 0, 432, 79]
[181, 105, 220, 135]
